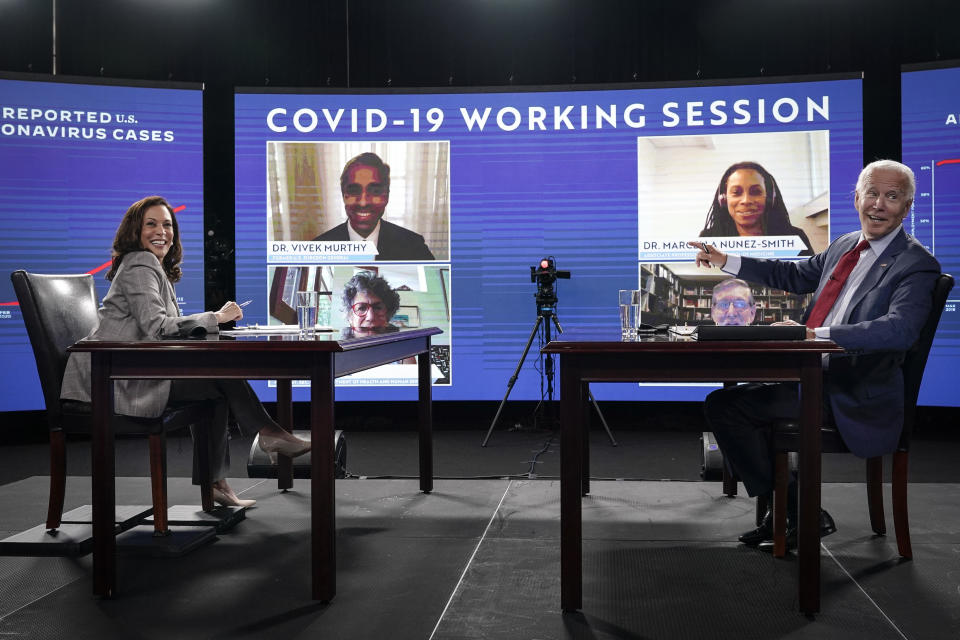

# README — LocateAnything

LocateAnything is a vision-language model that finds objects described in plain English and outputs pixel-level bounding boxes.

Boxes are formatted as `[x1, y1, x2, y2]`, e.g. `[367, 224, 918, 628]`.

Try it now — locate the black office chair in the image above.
[11, 270, 220, 535]
[767, 273, 954, 557]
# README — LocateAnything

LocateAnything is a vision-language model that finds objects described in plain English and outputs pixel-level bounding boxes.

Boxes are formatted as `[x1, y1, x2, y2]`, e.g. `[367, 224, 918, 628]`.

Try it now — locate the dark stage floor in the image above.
[1, 425, 958, 639]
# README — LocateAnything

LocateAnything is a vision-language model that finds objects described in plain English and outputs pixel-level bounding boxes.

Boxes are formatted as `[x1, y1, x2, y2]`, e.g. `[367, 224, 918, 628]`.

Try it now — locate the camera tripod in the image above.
[481, 304, 617, 447]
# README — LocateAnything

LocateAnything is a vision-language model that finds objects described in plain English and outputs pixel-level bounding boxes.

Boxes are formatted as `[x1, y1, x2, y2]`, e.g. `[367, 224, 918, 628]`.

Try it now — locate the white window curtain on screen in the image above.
[267, 143, 289, 241]
[401, 142, 450, 256]
[269, 142, 341, 241]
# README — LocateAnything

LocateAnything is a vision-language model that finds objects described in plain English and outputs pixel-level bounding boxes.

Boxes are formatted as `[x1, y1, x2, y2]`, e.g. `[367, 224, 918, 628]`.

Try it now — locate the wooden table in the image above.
[69, 327, 440, 600]
[541, 329, 844, 615]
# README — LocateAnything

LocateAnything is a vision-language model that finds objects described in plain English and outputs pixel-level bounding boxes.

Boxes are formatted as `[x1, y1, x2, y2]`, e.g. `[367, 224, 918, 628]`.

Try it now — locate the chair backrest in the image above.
[10, 270, 100, 429]
[900, 273, 954, 448]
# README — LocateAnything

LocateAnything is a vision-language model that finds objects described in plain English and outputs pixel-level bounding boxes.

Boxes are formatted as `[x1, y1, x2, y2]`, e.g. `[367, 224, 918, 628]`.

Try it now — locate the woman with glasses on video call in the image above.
[340, 271, 402, 338]
[339, 271, 417, 363]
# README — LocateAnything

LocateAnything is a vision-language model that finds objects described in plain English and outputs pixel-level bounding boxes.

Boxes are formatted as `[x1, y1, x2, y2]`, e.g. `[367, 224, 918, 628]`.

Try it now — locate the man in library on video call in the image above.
[710, 278, 757, 326]
[689, 159, 941, 552]
[313, 152, 435, 261]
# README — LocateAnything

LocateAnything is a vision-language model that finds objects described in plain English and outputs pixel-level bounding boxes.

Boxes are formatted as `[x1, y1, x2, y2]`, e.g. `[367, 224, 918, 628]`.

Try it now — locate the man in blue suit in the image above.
[690, 160, 941, 550]
[313, 152, 435, 261]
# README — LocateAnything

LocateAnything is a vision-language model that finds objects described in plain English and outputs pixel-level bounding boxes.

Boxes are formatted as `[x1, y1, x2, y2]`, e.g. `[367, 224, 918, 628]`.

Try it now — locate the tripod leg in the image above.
[587, 388, 618, 447]
[482, 317, 543, 447]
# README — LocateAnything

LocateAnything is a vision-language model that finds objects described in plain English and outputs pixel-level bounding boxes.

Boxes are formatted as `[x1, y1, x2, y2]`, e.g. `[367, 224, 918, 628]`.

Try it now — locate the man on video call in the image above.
[711, 278, 757, 326]
[313, 152, 436, 261]
[690, 159, 940, 552]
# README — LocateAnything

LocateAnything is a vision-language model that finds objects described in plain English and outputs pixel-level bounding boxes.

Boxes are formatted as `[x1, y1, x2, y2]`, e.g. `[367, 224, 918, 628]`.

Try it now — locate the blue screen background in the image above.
[902, 65, 960, 406]
[235, 78, 889, 403]
[0, 76, 205, 411]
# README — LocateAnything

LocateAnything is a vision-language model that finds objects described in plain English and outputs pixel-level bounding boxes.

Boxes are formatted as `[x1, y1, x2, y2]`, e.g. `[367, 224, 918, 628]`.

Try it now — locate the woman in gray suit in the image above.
[61, 195, 310, 508]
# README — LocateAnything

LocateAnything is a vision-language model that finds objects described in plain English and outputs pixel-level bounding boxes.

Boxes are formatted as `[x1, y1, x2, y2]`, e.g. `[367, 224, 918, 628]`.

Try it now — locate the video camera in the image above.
[530, 257, 571, 287]
[530, 257, 570, 312]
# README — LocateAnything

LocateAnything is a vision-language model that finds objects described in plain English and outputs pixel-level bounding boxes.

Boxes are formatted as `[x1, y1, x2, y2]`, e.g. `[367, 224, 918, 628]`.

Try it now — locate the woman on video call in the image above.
[699, 161, 814, 256]
[339, 271, 402, 339]
[60, 195, 311, 508]
[339, 271, 418, 364]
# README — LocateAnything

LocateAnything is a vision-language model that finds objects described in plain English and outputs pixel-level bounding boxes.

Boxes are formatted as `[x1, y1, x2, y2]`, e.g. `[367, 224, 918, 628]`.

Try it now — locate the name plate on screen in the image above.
[267, 240, 379, 264]
[638, 235, 809, 261]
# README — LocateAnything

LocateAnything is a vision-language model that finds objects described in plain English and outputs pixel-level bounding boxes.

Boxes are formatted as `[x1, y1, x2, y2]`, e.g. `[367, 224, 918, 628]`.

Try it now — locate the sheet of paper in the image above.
[222, 324, 337, 335]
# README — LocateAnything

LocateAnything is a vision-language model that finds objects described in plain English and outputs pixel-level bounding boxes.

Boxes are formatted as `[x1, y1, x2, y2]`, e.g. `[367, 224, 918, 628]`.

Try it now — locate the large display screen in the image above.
[235, 76, 863, 402]
[902, 62, 960, 406]
[0, 73, 204, 411]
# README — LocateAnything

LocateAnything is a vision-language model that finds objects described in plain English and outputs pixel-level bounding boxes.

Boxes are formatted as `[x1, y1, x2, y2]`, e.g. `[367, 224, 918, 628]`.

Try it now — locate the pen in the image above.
[239, 300, 252, 307]
[697, 243, 715, 269]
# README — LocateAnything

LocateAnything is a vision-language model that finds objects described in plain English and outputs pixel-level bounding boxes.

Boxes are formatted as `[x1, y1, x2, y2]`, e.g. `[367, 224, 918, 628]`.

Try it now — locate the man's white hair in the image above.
[855, 160, 916, 206]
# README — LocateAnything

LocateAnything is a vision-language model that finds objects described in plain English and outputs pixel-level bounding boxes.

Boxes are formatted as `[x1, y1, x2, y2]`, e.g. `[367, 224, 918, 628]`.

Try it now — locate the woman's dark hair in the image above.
[699, 161, 795, 237]
[106, 195, 183, 282]
[340, 271, 400, 318]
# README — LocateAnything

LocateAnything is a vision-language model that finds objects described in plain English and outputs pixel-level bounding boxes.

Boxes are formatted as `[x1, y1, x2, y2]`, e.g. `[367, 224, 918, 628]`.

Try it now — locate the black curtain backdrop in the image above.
[2, 0, 959, 308]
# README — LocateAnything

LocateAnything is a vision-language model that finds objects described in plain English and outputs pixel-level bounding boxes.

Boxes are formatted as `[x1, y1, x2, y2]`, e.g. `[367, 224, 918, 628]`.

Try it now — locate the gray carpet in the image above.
[4, 427, 958, 489]
[1, 475, 958, 639]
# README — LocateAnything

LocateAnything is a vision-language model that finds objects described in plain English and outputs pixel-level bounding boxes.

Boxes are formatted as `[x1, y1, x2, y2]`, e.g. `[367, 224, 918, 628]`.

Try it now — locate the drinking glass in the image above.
[619, 289, 641, 339]
[296, 291, 319, 338]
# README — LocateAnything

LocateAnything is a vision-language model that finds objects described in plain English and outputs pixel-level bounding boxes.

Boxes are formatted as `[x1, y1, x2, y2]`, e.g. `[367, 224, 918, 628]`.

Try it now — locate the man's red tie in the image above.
[806, 239, 871, 329]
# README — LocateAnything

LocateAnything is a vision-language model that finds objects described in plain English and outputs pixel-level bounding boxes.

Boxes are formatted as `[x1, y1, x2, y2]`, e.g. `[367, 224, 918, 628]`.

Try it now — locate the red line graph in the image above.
[2, 204, 188, 307]
[935, 159, 960, 166]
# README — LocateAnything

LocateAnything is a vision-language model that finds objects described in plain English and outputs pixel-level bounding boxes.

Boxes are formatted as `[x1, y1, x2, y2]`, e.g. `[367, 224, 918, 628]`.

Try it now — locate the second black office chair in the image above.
[766, 273, 954, 557]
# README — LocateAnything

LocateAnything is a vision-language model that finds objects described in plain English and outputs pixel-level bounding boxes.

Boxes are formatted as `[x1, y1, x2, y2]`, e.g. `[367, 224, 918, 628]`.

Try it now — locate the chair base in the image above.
[769, 451, 913, 560]
[0, 504, 155, 557]
[0, 501, 230, 557]
[59, 504, 154, 527]
[115, 524, 216, 557]
[144, 504, 247, 534]
[0, 522, 101, 557]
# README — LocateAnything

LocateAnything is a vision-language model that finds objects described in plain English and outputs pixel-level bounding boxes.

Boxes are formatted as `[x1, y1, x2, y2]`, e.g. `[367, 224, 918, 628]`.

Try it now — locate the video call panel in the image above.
[902, 62, 960, 406]
[236, 76, 870, 404]
[0, 74, 205, 412]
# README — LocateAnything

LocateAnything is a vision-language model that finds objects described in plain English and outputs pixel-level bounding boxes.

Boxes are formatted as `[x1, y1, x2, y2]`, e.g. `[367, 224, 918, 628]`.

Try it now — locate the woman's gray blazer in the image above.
[60, 250, 218, 418]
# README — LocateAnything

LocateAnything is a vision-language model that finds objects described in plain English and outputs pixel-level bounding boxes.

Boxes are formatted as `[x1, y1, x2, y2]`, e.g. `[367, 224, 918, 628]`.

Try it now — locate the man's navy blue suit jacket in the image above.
[738, 228, 940, 458]
[314, 220, 435, 261]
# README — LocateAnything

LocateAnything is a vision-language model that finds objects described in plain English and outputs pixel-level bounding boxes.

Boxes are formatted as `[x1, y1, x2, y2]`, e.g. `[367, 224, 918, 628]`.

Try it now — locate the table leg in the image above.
[311, 353, 336, 602]
[418, 347, 433, 494]
[276, 379, 293, 490]
[560, 357, 583, 611]
[721, 462, 739, 497]
[798, 358, 822, 614]
[721, 382, 739, 497]
[91, 352, 115, 597]
[581, 382, 590, 496]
